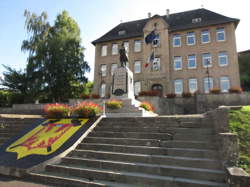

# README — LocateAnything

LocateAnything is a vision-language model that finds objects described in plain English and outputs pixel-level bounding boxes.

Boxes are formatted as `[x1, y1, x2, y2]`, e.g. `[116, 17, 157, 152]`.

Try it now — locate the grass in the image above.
[229, 106, 250, 173]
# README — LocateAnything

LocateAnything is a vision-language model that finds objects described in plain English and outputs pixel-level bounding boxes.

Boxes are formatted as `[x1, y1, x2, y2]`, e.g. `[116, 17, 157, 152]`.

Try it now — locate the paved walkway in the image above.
[0, 174, 49, 187]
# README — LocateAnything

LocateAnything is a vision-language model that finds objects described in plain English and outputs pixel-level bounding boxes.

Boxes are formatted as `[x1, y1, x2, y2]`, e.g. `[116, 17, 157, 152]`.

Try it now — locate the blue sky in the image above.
[0, 0, 249, 81]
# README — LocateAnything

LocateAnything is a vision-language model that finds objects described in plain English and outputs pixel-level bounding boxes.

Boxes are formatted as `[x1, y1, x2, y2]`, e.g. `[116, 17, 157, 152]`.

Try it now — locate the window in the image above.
[201, 30, 210, 43]
[153, 35, 160, 47]
[111, 63, 118, 75]
[187, 32, 195, 45]
[134, 61, 141, 73]
[134, 40, 141, 52]
[218, 52, 228, 66]
[101, 45, 107, 56]
[151, 57, 160, 71]
[134, 81, 141, 96]
[123, 41, 129, 53]
[112, 43, 118, 55]
[174, 79, 183, 94]
[220, 76, 230, 93]
[202, 53, 212, 67]
[188, 55, 196, 69]
[217, 28, 225, 41]
[174, 56, 182, 70]
[100, 83, 106, 98]
[189, 78, 198, 93]
[173, 34, 181, 47]
[192, 18, 202, 23]
[204, 77, 213, 93]
[118, 30, 126, 35]
[100, 64, 107, 77]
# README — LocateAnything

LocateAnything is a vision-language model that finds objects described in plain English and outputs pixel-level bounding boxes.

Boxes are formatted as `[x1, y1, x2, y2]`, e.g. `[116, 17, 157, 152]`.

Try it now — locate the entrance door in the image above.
[151, 84, 163, 96]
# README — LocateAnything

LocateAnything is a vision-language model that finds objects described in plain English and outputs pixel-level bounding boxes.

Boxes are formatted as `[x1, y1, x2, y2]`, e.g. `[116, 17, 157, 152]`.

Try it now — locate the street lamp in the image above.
[206, 59, 211, 93]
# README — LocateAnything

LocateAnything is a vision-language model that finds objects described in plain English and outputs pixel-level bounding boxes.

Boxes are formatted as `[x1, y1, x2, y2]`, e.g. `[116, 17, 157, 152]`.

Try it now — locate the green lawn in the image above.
[229, 106, 250, 173]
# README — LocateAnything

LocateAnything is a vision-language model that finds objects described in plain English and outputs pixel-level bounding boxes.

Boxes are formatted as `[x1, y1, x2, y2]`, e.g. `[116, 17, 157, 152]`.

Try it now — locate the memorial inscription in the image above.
[112, 68, 127, 96]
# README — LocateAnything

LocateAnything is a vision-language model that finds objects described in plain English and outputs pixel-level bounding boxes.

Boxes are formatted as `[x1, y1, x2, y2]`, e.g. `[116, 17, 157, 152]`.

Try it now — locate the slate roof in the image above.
[92, 8, 239, 45]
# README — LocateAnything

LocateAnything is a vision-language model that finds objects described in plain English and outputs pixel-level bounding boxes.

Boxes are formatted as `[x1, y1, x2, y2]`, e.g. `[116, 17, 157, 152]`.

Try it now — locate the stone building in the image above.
[92, 8, 240, 97]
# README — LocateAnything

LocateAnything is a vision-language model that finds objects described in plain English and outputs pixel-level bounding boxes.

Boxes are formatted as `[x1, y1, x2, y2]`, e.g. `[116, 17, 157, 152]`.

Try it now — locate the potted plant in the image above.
[44, 103, 71, 119]
[106, 100, 123, 109]
[166, 93, 176, 98]
[140, 101, 155, 112]
[210, 88, 221, 94]
[72, 101, 102, 118]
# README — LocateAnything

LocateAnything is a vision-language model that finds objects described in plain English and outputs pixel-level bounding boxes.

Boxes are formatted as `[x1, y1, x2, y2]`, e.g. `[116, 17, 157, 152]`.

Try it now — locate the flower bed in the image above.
[44, 103, 71, 118]
[166, 93, 176, 98]
[139, 90, 161, 97]
[210, 88, 221, 94]
[72, 101, 102, 118]
[229, 88, 242, 94]
[182, 92, 192, 97]
[106, 100, 123, 109]
[140, 101, 155, 112]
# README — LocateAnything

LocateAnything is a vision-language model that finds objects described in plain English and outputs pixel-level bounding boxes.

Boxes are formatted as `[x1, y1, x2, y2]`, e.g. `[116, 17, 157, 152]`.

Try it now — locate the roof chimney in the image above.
[148, 12, 151, 18]
[166, 9, 170, 18]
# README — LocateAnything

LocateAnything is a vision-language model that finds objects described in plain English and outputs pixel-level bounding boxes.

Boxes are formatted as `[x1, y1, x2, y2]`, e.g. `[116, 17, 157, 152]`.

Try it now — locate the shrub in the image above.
[210, 88, 221, 94]
[72, 102, 102, 118]
[139, 90, 161, 97]
[91, 94, 100, 99]
[229, 106, 250, 173]
[140, 101, 155, 112]
[229, 87, 243, 94]
[44, 103, 71, 118]
[106, 100, 123, 109]
[182, 92, 192, 97]
[166, 93, 176, 98]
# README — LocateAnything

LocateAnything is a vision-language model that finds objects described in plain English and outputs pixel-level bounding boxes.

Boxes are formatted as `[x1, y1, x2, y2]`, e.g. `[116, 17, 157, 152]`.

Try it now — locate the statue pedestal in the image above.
[105, 67, 157, 117]
[111, 67, 134, 100]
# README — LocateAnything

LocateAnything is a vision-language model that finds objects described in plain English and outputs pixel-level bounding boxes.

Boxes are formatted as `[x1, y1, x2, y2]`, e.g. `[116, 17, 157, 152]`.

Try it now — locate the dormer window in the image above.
[192, 18, 202, 23]
[118, 30, 126, 35]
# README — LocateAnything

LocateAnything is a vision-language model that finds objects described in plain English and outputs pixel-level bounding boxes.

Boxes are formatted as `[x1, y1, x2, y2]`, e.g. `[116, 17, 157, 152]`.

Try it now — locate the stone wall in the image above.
[138, 92, 250, 115]
[1, 92, 250, 115]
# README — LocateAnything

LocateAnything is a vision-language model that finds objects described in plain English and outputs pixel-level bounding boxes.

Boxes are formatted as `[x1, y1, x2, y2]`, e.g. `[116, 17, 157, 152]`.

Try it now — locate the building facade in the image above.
[92, 8, 240, 97]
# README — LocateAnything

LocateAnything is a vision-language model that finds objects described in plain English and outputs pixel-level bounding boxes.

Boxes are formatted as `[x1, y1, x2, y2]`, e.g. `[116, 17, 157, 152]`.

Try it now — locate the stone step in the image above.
[71, 146, 219, 160]
[60, 157, 225, 182]
[0, 137, 8, 144]
[78, 141, 216, 155]
[68, 150, 222, 170]
[84, 137, 164, 147]
[94, 126, 212, 134]
[97, 123, 214, 134]
[89, 131, 173, 140]
[101, 116, 204, 123]
[30, 171, 141, 187]
[44, 164, 227, 187]
[160, 140, 216, 149]
[0, 132, 18, 138]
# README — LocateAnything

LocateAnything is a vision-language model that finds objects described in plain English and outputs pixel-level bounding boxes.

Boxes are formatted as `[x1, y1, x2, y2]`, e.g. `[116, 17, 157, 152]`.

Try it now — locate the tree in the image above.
[21, 10, 90, 101]
[1, 65, 28, 96]
[239, 52, 250, 91]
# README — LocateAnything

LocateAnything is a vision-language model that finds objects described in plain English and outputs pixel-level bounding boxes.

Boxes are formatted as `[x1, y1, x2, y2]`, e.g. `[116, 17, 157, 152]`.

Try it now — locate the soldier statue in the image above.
[119, 44, 128, 67]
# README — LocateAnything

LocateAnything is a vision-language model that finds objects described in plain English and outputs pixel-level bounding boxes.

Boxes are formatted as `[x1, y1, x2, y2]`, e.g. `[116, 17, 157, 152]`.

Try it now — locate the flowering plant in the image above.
[166, 93, 176, 98]
[91, 94, 100, 99]
[229, 87, 243, 94]
[106, 100, 123, 109]
[139, 90, 161, 97]
[210, 88, 221, 94]
[182, 92, 192, 97]
[72, 102, 102, 118]
[140, 101, 155, 112]
[44, 103, 71, 118]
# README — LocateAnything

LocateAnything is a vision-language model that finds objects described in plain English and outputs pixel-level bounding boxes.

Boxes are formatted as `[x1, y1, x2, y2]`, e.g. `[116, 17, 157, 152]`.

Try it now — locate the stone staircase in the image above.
[30, 116, 228, 187]
[0, 115, 42, 146]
